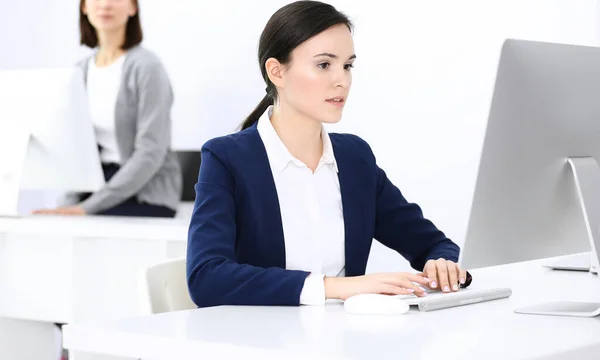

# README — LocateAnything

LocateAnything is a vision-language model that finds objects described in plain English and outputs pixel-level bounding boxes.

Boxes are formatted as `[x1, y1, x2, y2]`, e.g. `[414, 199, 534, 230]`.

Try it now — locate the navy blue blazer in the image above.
[187, 125, 460, 308]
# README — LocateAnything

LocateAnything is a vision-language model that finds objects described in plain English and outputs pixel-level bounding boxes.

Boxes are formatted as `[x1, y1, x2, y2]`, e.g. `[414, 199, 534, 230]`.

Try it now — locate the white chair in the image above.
[141, 257, 197, 314]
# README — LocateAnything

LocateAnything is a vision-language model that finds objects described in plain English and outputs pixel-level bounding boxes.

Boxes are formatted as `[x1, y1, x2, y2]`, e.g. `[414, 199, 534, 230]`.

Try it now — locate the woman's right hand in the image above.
[324, 273, 430, 301]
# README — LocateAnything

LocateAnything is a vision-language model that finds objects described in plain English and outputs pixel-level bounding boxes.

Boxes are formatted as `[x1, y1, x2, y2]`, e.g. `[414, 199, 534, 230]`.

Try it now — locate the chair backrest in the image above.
[142, 257, 197, 314]
[176, 151, 201, 202]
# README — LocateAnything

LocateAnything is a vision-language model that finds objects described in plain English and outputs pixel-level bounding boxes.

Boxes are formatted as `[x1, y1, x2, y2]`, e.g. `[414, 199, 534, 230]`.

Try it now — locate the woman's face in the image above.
[83, 0, 137, 33]
[276, 24, 356, 124]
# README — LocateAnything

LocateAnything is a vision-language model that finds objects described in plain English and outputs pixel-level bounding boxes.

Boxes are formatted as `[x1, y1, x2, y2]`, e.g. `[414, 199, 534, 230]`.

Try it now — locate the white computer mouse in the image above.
[344, 293, 410, 315]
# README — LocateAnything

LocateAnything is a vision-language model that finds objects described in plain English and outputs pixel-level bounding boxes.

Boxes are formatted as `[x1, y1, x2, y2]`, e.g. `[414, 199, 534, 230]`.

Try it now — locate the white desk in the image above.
[64, 255, 600, 360]
[0, 204, 192, 360]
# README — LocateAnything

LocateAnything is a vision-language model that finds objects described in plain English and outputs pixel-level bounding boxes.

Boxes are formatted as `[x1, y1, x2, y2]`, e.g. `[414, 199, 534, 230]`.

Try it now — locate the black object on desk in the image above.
[460, 271, 473, 289]
[177, 151, 201, 202]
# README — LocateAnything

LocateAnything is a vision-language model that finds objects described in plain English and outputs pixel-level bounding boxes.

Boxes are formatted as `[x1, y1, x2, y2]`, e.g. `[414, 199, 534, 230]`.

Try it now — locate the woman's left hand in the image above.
[32, 205, 86, 216]
[421, 258, 467, 293]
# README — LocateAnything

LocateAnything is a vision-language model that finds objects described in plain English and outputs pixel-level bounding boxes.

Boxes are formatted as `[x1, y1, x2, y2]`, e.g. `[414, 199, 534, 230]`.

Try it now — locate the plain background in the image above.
[1, 0, 599, 271]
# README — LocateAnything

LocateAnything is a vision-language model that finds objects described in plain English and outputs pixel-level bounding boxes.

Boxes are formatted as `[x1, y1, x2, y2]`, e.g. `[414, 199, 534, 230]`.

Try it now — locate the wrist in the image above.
[324, 276, 343, 300]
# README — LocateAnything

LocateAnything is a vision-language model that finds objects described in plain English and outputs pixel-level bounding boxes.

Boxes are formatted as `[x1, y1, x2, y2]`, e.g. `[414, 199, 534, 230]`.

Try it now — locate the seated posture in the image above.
[34, 0, 181, 218]
[187, 0, 465, 308]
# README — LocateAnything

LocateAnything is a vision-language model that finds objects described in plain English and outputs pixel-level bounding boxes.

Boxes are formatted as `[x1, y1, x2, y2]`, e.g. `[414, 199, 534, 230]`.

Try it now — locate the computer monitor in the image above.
[460, 39, 600, 276]
[0, 67, 104, 216]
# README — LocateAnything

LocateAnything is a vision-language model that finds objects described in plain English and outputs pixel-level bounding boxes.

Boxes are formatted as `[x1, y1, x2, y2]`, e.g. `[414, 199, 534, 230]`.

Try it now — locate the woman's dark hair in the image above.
[79, 0, 143, 50]
[240, 0, 353, 130]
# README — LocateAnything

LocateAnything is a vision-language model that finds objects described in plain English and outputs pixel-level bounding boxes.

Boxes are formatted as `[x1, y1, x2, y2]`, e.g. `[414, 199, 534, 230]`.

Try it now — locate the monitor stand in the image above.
[0, 174, 20, 217]
[0, 130, 29, 217]
[542, 252, 594, 273]
[515, 157, 600, 317]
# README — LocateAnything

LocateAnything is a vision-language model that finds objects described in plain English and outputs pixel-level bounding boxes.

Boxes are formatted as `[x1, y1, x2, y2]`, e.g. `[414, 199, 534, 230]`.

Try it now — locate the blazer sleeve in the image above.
[186, 141, 310, 308]
[372, 156, 460, 271]
[80, 60, 173, 214]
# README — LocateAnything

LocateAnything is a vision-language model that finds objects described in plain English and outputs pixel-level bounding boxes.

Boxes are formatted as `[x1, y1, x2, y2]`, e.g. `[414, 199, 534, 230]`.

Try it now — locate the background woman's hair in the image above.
[240, 0, 353, 130]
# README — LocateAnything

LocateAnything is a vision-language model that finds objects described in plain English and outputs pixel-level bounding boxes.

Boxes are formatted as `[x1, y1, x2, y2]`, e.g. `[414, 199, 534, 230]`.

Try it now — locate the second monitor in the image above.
[0, 67, 104, 216]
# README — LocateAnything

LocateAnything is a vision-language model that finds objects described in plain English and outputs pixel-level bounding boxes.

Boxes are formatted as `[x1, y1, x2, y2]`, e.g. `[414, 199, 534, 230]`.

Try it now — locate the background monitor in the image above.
[0, 67, 104, 215]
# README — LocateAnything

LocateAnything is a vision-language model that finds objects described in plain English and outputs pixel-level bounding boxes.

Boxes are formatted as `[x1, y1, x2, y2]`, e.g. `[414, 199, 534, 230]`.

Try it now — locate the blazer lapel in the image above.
[247, 126, 287, 269]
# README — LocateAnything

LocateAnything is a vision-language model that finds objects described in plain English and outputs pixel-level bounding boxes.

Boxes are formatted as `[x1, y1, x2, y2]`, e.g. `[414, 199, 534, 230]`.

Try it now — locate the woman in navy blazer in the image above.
[187, 1, 465, 308]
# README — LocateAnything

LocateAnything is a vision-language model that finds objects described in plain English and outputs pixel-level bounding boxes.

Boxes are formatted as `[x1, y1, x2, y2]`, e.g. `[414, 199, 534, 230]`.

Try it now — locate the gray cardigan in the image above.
[77, 46, 182, 214]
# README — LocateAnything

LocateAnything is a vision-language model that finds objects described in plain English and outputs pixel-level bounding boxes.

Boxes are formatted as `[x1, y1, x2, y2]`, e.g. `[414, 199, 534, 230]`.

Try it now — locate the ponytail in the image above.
[240, 94, 273, 131]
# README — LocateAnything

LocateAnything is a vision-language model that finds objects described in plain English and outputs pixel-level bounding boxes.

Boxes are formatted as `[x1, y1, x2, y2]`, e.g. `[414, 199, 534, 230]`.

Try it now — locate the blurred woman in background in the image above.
[34, 0, 181, 218]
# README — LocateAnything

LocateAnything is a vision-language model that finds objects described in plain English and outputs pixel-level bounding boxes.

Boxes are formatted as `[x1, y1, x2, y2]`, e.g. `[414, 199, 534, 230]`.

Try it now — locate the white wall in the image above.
[2, 0, 599, 270]
[0, 0, 87, 68]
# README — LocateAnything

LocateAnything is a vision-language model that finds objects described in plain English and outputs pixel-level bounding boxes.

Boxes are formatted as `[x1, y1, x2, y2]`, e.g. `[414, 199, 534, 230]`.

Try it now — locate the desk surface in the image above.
[64, 255, 600, 360]
[0, 202, 193, 241]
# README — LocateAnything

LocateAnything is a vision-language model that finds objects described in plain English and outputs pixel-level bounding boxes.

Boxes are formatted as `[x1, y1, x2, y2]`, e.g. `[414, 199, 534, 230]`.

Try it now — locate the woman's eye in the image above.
[318, 62, 330, 69]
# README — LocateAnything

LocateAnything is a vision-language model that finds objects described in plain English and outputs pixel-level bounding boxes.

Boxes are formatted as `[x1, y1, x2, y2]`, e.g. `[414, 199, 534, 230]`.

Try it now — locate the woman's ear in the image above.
[265, 58, 284, 89]
[129, 0, 138, 17]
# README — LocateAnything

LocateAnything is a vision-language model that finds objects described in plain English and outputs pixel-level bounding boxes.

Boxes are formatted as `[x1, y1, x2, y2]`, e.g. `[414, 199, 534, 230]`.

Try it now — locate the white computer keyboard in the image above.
[394, 288, 460, 306]
[395, 287, 512, 310]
